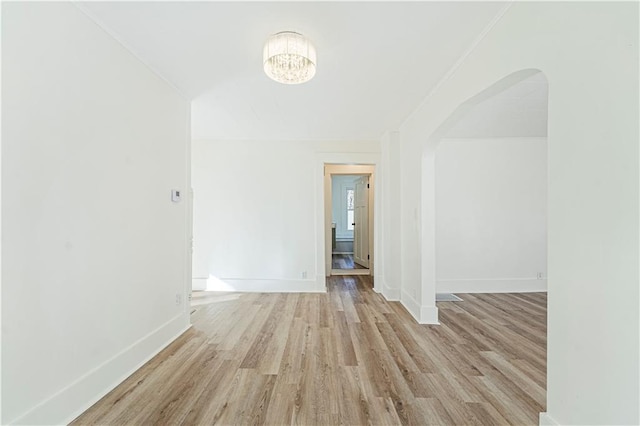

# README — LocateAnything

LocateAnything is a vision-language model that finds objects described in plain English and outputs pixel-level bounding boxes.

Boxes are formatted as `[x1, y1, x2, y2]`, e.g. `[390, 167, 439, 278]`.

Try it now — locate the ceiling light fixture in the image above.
[263, 31, 316, 85]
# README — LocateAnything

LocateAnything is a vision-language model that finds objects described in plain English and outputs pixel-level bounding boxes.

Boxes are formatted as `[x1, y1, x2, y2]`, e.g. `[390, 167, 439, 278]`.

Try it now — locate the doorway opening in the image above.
[414, 69, 549, 325]
[324, 164, 375, 278]
[429, 69, 548, 297]
[331, 174, 369, 274]
[424, 67, 549, 419]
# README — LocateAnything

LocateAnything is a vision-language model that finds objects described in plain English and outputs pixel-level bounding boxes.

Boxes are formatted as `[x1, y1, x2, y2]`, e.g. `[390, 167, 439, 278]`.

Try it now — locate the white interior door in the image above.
[353, 176, 369, 268]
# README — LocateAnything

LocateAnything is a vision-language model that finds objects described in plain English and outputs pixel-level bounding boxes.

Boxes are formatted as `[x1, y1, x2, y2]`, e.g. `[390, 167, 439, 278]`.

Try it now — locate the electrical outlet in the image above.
[175, 294, 182, 305]
[302, 271, 307, 279]
[537, 272, 544, 280]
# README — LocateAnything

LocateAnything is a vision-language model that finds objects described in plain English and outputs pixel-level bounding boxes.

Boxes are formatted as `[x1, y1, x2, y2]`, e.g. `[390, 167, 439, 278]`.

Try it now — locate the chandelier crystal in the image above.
[263, 31, 316, 84]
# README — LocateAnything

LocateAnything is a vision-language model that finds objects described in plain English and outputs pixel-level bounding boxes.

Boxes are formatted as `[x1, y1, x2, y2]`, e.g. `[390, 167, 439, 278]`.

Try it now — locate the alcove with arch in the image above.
[419, 68, 549, 320]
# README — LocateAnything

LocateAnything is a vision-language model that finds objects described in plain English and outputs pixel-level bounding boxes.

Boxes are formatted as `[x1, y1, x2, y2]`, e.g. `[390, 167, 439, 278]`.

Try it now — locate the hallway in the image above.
[72, 276, 546, 425]
[331, 253, 367, 270]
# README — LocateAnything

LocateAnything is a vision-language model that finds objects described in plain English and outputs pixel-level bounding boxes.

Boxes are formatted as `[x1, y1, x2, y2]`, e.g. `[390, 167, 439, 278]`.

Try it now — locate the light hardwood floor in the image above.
[331, 253, 367, 270]
[72, 276, 546, 425]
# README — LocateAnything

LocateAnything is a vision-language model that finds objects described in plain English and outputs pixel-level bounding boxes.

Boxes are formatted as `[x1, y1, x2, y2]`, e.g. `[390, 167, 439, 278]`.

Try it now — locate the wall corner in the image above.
[539, 412, 560, 426]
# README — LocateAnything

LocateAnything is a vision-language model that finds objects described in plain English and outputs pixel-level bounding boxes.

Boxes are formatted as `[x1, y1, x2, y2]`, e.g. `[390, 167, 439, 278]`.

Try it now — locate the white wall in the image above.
[192, 139, 379, 292]
[2, 3, 191, 424]
[397, 2, 638, 424]
[436, 137, 547, 293]
[379, 132, 402, 301]
[331, 175, 359, 240]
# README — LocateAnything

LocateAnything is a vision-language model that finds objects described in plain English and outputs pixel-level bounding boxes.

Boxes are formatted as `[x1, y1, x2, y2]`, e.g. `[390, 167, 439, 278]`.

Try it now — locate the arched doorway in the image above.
[421, 69, 548, 323]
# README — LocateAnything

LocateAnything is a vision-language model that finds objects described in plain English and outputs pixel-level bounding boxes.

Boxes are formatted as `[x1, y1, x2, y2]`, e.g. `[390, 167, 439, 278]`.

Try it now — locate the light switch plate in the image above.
[171, 189, 181, 203]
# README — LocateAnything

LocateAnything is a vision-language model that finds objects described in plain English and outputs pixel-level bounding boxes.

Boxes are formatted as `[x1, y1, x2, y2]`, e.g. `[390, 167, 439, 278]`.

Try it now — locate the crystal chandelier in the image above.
[263, 31, 316, 85]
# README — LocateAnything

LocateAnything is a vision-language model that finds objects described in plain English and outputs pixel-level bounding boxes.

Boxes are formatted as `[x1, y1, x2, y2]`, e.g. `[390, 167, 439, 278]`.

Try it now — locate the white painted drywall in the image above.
[397, 2, 638, 424]
[2, 3, 190, 424]
[445, 72, 549, 139]
[435, 137, 547, 293]
[379, 132, 402, 301]
[192, 139, 379, 292]
[331, 175, 359, 241]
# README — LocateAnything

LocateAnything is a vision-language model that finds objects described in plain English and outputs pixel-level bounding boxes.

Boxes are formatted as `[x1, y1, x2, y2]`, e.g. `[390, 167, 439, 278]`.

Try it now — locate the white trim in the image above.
[437, 278, 547, 293]
[419, 154, 439, 323]
[381, 282, 400, 301]
[183, 104, 193, 318]
[192, 278, 207, 291]
[10, 315, 190, 425]
[401, 290, 440, 325]
[420, 305, 440, 325]
[325, 166, 375, 277]
[206, 277, 325, 293]
[539, 412, 560, 425]
[401, 290, 421, 321]
[315, 274, 327, 292]
[317, 153, 382, 294]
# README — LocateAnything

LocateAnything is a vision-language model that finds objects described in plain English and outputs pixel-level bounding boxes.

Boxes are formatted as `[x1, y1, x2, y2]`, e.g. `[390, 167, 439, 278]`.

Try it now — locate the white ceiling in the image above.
[78, 2, 509, 141]
[445, 71, 549, 138]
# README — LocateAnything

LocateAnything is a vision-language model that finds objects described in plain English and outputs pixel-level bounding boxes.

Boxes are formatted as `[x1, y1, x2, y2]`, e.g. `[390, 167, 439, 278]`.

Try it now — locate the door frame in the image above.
[323, 164, 376, 280]
[353, 175, 370, 269]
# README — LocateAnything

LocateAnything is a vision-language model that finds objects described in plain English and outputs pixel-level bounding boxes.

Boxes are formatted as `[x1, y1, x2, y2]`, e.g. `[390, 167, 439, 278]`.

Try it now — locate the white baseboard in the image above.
[400, 290, 439, 325]
[381, 281, 400, 301]
[400, 290, 421, 322]
[437, 278, 547, 293]
[539, 412, 560, 425]
[11, 314, 190, 425]
[315, 274, 327, 292]
[192, 277, 207, 291]
[205, 277, 326, 293]
[420, 305, 440, 324]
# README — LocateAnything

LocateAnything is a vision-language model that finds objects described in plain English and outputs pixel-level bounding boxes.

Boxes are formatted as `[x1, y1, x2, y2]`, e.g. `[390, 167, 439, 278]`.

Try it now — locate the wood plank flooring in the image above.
[72, 276, 546, 425]
[331, 254, 367, 270]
